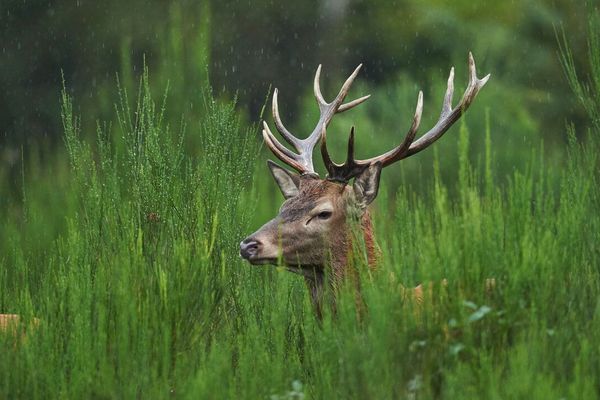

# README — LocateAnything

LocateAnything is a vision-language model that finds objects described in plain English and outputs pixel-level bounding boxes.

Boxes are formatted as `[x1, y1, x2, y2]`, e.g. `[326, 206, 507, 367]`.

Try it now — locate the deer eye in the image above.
[317, 211, 333, 220]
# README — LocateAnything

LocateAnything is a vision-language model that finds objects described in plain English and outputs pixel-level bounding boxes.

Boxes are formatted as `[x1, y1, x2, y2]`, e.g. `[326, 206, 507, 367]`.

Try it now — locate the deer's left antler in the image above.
[321, 52, 490, 182]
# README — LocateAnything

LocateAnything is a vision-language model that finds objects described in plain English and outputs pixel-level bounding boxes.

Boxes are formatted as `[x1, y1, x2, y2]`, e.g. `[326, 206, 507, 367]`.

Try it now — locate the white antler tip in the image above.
[415, 91, 424, 116]
[480, 73, 491, 86]
[349, 64, 362, 79]
[468, 56, 477, 83]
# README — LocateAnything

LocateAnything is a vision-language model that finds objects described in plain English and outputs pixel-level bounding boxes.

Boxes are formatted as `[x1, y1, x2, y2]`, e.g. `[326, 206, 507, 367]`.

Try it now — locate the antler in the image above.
[262, 65, 370, 175]
[321, 52, 491, 182]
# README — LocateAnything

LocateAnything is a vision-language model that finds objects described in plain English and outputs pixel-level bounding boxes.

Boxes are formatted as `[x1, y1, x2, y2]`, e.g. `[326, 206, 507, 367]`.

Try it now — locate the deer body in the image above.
[240, 54, 490, 317]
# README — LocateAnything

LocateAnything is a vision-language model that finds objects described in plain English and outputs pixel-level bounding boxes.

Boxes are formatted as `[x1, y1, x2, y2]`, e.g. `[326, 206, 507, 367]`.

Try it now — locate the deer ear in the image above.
[353, 162, 382, 209]
[267, 160, 300, 199]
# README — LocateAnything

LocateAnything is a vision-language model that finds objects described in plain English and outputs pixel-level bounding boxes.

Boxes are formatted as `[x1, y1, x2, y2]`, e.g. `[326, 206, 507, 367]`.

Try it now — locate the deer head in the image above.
[240, 161, 382, 272]
[240, 54, 489, 311]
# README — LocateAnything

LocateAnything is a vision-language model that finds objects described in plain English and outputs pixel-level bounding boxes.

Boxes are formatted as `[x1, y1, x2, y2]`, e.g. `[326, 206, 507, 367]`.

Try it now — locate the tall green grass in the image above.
[1, 15, 600, 400]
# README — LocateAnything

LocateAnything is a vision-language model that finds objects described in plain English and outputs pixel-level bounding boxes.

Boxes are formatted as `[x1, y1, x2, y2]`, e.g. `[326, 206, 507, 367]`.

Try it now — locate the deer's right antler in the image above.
[262, 65, 370, 175]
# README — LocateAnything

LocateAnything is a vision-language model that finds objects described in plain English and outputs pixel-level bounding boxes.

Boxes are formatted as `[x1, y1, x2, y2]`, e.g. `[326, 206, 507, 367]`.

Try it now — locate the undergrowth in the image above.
[0, 13, 599, 400]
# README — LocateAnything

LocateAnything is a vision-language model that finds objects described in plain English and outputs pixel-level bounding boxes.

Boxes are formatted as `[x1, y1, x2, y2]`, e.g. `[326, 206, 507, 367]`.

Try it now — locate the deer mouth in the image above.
[243, 255, 278, 266]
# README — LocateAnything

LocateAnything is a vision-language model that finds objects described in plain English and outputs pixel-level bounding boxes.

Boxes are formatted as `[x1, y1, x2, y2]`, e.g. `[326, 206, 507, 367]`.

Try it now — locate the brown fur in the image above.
[243, 174, 383, 318]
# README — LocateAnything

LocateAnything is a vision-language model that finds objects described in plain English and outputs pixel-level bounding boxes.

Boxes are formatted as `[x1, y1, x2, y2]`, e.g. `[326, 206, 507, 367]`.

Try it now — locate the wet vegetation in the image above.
[1, 2, 600, 399]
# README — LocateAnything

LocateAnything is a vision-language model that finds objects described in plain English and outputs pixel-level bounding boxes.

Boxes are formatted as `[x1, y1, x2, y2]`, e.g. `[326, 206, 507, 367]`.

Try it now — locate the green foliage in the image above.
[1, 7, 600, 400]
[559, 11, 600, 130]
[1, 66, 259, 398]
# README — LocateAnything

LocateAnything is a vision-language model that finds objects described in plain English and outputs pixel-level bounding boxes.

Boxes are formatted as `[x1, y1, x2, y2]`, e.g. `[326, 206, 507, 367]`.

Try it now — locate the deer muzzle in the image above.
[240, 238, 261, 260]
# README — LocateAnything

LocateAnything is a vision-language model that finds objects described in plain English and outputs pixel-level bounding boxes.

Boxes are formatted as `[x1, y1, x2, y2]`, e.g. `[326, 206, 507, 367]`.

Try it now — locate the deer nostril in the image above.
[240, 238, 261, 259]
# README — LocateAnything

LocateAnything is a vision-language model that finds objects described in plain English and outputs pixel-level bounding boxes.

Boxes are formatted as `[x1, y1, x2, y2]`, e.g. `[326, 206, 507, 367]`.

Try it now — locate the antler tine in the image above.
[262, 121, 297, 160]
[331, 64, 366, 110]
[314, 64, 371, 114]
[365, 90, 424, 167]
[320, 126, 357, 174]
[405, 52, 490, 157]
[338, 94, 372, 113]
[346, 126, 356, 162]
[440, 67, 455, 120]
[264, 64, 369, 175]
[309, 63, 367, 145]
[313, 64, 327, 107]
[322, 91, 423, 181]
[262, 122, 306, 173]
[320, 126, 335, 174]
[272, 89, 301, 148]
[321, 126, 369, 182]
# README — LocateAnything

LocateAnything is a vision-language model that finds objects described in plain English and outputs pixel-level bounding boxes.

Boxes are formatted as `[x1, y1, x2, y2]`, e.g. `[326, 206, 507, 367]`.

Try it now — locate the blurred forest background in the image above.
[0, 0, 595, 179]
[2, 2, 600, 397]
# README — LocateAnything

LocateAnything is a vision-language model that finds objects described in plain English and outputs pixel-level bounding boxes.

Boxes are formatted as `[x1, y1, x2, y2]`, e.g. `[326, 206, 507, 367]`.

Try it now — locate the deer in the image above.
[240, 53, 490, 318]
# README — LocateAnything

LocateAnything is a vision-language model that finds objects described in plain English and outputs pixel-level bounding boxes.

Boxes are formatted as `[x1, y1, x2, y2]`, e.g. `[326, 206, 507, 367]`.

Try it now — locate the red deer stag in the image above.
[240, 53, 490, 317]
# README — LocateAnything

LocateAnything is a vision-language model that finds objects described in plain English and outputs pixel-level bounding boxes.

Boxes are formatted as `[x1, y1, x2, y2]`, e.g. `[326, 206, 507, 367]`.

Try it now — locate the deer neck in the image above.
[328, 208, 379, 282]
[360, 209, 379, 269]
[303, 209, 378, 318]
[292, 209, 378, 282]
